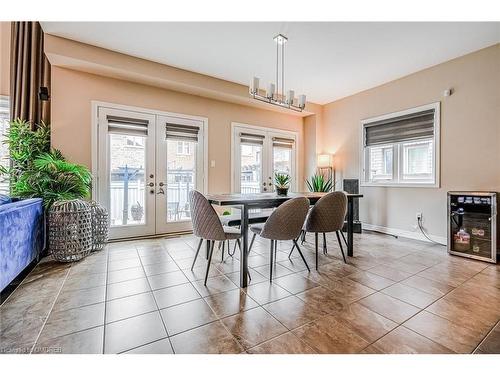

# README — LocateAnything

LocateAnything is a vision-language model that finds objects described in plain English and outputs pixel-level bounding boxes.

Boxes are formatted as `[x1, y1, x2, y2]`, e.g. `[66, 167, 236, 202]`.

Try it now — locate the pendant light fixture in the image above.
[249, 34, 306, 112]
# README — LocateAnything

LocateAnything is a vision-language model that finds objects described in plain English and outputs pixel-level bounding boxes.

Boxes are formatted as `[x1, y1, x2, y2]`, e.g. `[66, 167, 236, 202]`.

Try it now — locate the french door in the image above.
[232, 123, 297, 193]
[96, 105, 206, 240]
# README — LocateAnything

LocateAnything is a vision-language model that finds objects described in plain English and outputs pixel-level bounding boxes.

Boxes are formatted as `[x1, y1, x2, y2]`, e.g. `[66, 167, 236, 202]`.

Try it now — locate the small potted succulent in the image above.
[274, 172, 291, 196]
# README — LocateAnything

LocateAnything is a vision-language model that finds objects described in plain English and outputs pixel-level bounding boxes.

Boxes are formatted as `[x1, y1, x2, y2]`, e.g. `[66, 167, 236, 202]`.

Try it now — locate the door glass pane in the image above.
[109, 134, 146, 226]
[166, 139, 196, 222]
[240, 143, 262, 194]
[273, 146, 292, 175]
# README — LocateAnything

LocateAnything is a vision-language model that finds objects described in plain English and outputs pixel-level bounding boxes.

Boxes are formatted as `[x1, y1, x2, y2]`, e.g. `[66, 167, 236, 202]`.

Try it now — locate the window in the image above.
[369, 145, 393, 181]
[176, 141, 191, 155]
[361, 103, 440, 187]
[0, 96, 9, 194]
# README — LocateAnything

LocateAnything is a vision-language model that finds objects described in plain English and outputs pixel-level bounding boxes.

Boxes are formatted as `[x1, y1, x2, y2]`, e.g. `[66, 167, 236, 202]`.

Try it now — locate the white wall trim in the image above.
[362, 222, 447, 245]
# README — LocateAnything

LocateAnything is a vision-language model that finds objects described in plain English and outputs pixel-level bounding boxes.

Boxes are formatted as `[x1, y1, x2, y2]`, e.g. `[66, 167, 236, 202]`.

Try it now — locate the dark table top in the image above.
[207, 192, 363, 206]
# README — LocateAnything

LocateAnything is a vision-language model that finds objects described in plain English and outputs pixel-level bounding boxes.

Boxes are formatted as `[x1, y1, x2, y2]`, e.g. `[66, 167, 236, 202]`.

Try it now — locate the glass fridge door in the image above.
[450, 195, 493, 260]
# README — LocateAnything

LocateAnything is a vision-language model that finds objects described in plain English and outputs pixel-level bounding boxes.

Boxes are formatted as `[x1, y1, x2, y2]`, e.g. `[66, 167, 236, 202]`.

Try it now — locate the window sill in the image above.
[361, 181, 439, 188]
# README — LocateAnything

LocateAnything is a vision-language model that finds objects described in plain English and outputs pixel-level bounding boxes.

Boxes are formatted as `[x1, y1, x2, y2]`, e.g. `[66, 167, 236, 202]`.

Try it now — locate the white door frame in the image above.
[97, 107, 157, 239]
[91, 101, 208, 239]
[230, 122, 298, 193]
[155, 114, 206, 234]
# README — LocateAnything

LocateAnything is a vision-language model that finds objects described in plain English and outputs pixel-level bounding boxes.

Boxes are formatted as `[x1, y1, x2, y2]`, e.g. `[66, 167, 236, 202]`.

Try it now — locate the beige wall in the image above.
[0, 22, 10, 96]
[51, 67, 305, 194]
[322, 44, 500, 239]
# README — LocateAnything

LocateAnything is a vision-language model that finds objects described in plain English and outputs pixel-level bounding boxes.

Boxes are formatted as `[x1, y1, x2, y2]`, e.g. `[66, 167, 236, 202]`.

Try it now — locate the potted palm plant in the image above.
[305, 173, 333, 192]
[274, 172, 290, 196]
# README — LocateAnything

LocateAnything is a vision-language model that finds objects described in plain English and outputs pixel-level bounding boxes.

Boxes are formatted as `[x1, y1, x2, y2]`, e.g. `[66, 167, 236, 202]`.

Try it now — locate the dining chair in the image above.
[249, 197, 311, 281]
[189, 190, 242, 285]
[291, 191, 348, 270]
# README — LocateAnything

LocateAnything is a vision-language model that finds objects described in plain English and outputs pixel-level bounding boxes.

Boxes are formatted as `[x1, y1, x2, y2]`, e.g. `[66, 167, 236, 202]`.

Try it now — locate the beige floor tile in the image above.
[263, 295, 327, 330]
[292, 314, 369, 353]
[370, 326, 453, 354]
[248, 332, 316, 354]
[403, 311, 483, 353]
[381, 283, 441, 308]
[221, 307, 287, 349]
[358, 292, 420, 323]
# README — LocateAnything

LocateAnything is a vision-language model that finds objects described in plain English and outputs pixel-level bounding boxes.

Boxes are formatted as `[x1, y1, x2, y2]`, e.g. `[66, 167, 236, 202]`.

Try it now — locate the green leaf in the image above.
[305, 174, 333, 192]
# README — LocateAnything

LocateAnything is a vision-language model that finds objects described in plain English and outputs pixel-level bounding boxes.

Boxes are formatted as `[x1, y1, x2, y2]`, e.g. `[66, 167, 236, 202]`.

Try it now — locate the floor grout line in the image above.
[133, 243, 176, 355]
[472, 318, 500, 353]
[101, 248, 110, 354]
[5, 232, 496, 354]
[29, 264, 72, 354]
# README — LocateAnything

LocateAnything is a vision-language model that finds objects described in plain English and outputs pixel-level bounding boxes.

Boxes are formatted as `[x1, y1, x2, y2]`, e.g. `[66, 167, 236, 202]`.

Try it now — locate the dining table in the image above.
[206, 192, 363, 288]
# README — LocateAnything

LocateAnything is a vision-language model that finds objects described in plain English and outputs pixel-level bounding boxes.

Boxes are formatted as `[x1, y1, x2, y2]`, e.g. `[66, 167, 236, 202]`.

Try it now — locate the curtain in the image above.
[9, 22, 51, 126]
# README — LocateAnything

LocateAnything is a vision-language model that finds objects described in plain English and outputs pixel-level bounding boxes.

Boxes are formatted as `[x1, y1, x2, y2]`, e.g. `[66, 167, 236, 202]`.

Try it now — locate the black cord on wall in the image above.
[417, 217, 446, 246]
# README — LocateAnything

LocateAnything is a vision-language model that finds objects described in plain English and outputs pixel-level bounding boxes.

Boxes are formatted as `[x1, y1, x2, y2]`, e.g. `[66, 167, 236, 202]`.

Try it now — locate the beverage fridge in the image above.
[448, 192, 498, 263]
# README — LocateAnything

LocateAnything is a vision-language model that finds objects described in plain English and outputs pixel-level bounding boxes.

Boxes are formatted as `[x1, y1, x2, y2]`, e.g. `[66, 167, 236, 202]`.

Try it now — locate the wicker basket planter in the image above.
[89, 201, 109, 252]
[49, 199, 92, 262]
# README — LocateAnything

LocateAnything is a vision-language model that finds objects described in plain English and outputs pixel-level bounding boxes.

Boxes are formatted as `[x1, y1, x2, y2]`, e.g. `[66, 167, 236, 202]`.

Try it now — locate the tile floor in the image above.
[0, 231, 499, 354]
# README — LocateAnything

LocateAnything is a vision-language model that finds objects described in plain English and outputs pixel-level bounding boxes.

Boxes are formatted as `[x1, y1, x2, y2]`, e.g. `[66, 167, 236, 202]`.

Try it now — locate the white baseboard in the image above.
[362, 223, 447, 245]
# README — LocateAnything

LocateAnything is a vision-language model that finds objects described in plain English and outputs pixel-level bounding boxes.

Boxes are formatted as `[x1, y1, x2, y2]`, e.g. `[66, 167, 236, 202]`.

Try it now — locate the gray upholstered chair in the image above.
[249, 197, 311, 281]
[189, 190, 242, 285]
[292, 191, 348, 270]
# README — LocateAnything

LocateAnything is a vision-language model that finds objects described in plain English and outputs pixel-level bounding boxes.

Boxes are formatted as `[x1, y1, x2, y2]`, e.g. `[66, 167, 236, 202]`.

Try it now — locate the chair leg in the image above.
[204, 240, 215, 286]
[221, 241, 225, 262]
[227, 240, 235, 257]
[315, 233, 319, 271]
[248, 233, 256, 253]
[323, 232, 327, 254]
[191, 238, 203, 271]
[336, 231, 347, 264]
[301, 229, 306, 244]
[340, 230, 348, 247]
[269, 240, 274, 282]
[293, 239, 310, 272]
[288, 241, 297, 259]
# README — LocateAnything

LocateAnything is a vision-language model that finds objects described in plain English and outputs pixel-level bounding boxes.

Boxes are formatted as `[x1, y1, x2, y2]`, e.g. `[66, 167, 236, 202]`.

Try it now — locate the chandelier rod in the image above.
[282, 38, 284, 103]
[276, 37, 279, 100]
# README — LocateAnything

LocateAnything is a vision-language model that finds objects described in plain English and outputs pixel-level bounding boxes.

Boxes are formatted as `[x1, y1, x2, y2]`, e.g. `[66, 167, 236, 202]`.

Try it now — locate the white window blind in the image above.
[240, 132, 265, 145]
[107, 115, 149, 136]
[364, 108, 435, 146]
[165, 123, 199, 142]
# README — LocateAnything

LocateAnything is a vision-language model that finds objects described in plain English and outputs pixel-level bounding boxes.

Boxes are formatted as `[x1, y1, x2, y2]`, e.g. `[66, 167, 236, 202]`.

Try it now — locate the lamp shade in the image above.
[317, 154, 332, 168]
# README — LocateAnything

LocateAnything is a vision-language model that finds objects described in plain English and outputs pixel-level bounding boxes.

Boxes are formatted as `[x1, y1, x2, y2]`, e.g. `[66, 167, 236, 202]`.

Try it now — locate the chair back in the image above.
[189, 190, 226, 241]
[261, 197, 310, 240]
[305, 191, 347, 233]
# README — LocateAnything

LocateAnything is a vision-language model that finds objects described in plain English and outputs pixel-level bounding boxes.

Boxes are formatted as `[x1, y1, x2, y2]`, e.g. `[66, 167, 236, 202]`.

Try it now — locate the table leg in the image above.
[347, 198, 354, 257]
[239, 205, 249, 288]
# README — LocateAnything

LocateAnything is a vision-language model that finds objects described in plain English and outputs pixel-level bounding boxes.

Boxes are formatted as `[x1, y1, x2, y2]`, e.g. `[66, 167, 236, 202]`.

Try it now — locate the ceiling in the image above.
[41, 22, 500, 104]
